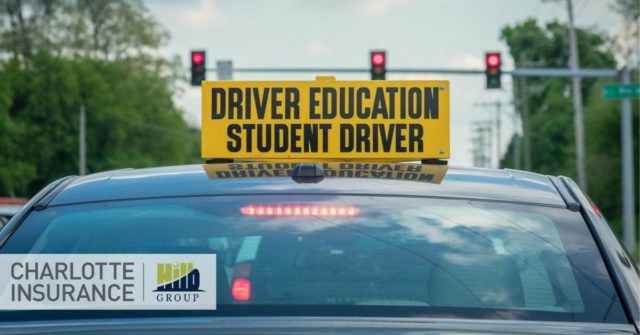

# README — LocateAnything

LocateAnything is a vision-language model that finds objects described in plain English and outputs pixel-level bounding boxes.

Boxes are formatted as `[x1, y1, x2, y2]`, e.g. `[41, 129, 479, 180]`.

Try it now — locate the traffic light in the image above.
[485, 52, 501, 89]
[191, 50, 206, 86]
[370, 50, 386, 80]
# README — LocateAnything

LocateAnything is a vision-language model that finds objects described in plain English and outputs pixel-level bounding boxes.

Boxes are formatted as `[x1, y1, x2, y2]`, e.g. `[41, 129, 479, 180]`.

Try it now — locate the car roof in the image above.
[47, 163, 567, 209]
[0, 205, 22, 215]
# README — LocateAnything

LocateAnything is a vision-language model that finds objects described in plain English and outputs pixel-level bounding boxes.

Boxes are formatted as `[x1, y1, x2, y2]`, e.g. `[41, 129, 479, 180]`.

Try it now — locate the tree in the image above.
[500, 19, 638, 241]
[0, 1, 199, 196]
[610, 0, 640, 67]
[0, 0, 169, 61]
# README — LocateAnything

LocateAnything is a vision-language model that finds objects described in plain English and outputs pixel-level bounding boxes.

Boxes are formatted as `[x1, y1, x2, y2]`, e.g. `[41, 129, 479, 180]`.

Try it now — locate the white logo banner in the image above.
[0, 254, 217, 310]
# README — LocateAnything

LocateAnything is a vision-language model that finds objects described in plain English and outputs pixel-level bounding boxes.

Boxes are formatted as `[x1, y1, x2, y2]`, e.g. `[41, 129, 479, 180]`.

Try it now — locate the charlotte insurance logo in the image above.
[154, 262, 203, 303]
[0, 254, 216, 310]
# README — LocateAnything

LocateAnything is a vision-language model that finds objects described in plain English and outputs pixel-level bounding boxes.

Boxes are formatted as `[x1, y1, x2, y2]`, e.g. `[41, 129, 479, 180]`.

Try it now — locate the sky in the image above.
[145, 0, 622, 167]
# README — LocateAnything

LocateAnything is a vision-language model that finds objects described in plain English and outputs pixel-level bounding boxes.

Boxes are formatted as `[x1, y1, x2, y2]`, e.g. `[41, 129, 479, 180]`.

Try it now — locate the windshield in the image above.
[0, 195, 627, 324]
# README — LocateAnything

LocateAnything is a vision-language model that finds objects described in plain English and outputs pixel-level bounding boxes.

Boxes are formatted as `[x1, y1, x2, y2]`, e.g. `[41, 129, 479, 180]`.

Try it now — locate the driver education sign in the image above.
[201, 77, 449, 160]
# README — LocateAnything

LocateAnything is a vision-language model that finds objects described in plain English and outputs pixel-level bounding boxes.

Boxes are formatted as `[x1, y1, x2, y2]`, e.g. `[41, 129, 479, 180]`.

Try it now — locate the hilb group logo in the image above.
[154, 262, 203, 303]
[155, 262, 202, 292]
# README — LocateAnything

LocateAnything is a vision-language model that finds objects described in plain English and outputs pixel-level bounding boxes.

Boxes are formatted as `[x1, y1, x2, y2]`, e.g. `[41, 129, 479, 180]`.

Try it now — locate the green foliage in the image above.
[0, 51, 199, 196]
[0, 1, 199, 196]
[0, 0, 169, 61]
[500, 19, 639, 244]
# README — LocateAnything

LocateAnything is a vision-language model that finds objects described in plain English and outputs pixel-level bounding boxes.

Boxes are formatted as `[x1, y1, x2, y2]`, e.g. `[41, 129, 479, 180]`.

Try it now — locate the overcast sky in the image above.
[145, 0, 622, 167]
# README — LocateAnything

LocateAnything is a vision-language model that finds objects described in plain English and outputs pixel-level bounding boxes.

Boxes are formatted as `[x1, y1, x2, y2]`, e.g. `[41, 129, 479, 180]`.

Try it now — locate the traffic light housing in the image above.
[191, 50, 206, 86]
[370, 50, 386, 80]
[485, 52, 501, 89]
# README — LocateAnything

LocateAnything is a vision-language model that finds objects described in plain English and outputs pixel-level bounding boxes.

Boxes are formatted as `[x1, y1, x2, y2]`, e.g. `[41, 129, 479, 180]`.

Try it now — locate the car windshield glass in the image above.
[0, 195, 628, 324]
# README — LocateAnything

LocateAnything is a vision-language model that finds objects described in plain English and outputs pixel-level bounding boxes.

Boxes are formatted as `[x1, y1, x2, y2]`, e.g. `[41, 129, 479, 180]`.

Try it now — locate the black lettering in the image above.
[211, 88, 226, 119]
[232, 171, 247, 178]
[228, 88, 243, 119]
[244, 88, 252, 119]
[320, 124, 331, 152]
[372, 124, 379, 152]
[339, 87, 346, 119]
[379, 124, 394, 152]
[253, 88, 270, 119]
[424, 87, 439, 119]
[340, 124, 354, 152]
[356, 88, 370, 118]
[242, 124, 255, 152]
[310, 87, 321, 119]
[285, 88, 300, 119]
[257, 124, 272, 152]
[399, 87, 406, 119]
[408, 88, 422, 119]
[344, 87, 355, 119]
[356, 124, 370, 152]
[274, 124, 288, 152]
[409, 124, 424, 152]
[291, 124, 301, 153]
[271, 88, 283, 119]
[406, 164, 421, 172]
[405, 173, 418, 180]
[322, 87, 337, 119]
[371, 88, 388, 119]
[386, 87, 398, 118]
[303, 124, 318, 152]
[395, 124, 407, 152]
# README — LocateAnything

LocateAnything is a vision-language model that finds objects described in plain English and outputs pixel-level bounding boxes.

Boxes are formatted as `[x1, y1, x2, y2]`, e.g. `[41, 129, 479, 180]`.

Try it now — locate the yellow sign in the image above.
[203, 162, 448, 184]
[201, 77, 449, 160]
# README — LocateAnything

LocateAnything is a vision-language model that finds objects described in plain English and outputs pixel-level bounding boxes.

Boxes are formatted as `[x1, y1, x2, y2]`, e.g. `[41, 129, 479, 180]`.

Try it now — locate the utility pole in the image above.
[518, 77, 532, 171]
[471, 121, 493, 169]
[79, 105, 86, 176]
[496, 100, 502, 167]
[566, 0, 587, 190]
[474, 101, 504, 168]
[620, 67, 636, 255]
[512, 110, 521, 170]
[483, 122, 493, 168]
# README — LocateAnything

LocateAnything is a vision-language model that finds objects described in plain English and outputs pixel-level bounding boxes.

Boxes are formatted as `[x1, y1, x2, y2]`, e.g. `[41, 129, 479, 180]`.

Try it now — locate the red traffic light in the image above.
[192, 52, 205, 65]
[485, 52, 501, 89]
[371, 52, 385, 66]
[486, 53, 500, 68]
[191, 50, 206, 86]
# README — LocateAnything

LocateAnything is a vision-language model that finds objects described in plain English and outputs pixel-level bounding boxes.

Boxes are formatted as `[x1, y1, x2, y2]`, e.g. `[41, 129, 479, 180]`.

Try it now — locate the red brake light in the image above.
[192, 52, 204, 65]
[241, 205, 359, 217]
[592, 204, 603, 217]
[486, 53, 500, 68]
[231, 278, 251, 302]
[371, 52, 385, 66]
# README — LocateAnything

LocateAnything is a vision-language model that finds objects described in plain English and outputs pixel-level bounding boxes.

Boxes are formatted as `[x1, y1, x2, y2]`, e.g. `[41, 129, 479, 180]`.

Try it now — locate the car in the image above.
[0, 198, 27, 231]
[0, 162, 638, 334]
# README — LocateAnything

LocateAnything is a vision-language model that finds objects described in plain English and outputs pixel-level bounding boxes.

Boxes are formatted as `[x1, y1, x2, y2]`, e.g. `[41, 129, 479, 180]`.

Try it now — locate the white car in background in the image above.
[0, 198, 27, 231]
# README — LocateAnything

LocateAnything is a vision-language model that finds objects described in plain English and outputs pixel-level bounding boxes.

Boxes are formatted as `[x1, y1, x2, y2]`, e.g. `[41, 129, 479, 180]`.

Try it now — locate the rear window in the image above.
[0, 195, 628, 323]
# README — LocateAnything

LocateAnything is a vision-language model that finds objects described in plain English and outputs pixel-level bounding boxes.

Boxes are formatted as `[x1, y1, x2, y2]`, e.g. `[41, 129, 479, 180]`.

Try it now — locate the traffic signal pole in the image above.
[79, 105, 86, 176]
[566, 0, 587, 191]
[620, 67, 636, 255]
[221, 67, 617, 77]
